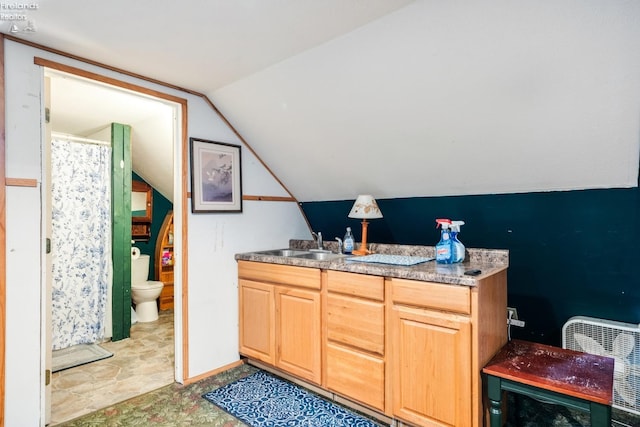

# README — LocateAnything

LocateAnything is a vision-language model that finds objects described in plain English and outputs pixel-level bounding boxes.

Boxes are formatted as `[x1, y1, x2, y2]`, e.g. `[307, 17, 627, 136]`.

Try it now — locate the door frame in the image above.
[1, 34, 7, 427]
[35, 57, 190, 392]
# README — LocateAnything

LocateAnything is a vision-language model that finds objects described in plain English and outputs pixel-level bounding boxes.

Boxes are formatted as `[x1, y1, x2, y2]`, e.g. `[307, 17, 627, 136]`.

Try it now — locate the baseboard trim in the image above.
[183, 359, 245, 385]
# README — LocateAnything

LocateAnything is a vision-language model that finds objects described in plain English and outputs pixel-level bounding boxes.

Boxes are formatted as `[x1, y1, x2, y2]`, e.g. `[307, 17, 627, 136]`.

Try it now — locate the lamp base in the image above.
[352, 248, 371, 256]
[353, 219, 372, 256]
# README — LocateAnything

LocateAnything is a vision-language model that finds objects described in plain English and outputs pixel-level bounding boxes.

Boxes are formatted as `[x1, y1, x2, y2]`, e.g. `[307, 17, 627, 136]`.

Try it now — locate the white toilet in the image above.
[131, 254, 164, 322]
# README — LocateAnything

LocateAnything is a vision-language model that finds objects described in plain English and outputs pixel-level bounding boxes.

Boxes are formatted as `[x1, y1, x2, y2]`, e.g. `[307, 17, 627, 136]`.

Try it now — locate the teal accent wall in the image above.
[132, 172, 173, 279]
[301, 187, 640, 345]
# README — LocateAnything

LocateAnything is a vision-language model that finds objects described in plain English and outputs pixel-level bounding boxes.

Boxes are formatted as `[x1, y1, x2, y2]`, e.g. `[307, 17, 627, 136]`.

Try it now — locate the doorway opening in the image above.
[42, 65, 186, 425]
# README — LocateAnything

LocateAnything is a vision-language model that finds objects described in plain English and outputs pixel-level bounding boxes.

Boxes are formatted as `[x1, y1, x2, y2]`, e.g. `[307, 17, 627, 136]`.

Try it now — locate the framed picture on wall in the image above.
[190, 138, 242, 213]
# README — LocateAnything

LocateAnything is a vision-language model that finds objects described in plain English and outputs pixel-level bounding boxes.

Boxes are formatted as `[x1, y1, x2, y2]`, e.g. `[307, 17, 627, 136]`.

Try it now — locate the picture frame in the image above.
[190, 138, 242, 213]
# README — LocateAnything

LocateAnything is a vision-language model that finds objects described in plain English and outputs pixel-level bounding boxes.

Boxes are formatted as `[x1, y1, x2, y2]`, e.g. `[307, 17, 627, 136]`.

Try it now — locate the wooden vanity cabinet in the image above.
[388, 271, 507, 427]
[238, 259, 507, 427]
[324, 270, 386, 412]
[238, 261, 322, 384]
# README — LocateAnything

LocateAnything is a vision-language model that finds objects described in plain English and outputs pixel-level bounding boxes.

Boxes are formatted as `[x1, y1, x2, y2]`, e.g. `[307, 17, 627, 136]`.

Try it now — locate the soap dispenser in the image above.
[343, 227, 355, 255]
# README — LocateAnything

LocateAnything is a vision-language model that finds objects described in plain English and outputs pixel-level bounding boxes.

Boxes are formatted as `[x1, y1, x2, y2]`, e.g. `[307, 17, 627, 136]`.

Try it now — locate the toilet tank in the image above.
[131, 254, 150, 284]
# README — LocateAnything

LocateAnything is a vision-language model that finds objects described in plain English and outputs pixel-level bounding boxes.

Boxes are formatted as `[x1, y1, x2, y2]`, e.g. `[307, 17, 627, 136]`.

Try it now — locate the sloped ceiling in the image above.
[46, 71, 176, 200]
[7, 1, 640, 202]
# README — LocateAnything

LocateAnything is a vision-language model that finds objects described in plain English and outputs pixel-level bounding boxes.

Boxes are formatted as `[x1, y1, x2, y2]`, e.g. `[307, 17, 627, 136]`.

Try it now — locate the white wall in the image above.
[3, 39, 310, 426]
[213, 0, 640, 201]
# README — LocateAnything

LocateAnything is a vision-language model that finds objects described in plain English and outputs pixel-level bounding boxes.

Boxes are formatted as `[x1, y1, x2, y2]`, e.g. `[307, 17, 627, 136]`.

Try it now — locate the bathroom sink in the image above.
[293, 252, 349, 261]
[254, 249, 311, 257]
[252, 248, 348, 261]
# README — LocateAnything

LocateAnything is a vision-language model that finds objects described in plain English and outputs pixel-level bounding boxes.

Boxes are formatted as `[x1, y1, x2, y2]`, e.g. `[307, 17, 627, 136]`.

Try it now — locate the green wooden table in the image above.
[482, 339, 614, 427]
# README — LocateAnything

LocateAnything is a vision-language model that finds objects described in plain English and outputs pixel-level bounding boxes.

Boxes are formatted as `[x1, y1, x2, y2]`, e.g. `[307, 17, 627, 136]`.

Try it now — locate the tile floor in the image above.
[50, 309, 175, 426]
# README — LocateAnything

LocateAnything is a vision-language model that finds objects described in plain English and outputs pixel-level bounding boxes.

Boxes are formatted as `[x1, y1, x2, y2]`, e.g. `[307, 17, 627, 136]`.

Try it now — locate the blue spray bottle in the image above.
[450, 220, 465, 263]
[435, 219, 452, 264]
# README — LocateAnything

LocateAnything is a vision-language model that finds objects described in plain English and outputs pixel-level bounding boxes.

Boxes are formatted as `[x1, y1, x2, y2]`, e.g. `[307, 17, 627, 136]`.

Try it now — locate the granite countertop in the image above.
[235, 240, 509, 287]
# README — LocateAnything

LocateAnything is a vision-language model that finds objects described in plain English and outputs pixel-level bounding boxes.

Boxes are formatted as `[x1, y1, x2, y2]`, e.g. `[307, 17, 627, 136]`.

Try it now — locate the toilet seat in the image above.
[132, 280, 164, 290]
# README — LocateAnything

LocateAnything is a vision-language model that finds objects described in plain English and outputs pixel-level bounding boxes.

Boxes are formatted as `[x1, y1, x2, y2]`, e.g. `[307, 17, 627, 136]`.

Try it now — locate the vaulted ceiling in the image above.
[6, 1, 640, 202]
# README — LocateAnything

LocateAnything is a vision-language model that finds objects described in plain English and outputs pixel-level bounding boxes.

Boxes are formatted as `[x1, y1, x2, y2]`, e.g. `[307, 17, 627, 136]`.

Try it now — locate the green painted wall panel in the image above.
[111, 123, 132, 341]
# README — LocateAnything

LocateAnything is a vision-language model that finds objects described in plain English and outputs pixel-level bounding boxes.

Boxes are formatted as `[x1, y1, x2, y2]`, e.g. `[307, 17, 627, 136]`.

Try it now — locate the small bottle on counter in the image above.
[343, 227, 354, 254]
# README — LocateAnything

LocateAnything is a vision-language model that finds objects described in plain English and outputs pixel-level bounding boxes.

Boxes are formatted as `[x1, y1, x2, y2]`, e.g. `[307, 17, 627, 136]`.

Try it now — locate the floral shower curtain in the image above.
[51, 138, 112, 350]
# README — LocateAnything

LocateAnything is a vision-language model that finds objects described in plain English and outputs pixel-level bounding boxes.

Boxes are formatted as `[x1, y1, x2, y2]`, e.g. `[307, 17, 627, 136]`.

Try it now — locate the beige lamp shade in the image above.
[348, 195, 383, 219]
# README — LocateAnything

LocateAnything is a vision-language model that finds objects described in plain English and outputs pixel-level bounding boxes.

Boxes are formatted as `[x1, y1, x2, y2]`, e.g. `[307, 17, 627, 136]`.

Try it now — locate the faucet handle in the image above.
[311, 231, 324, 250]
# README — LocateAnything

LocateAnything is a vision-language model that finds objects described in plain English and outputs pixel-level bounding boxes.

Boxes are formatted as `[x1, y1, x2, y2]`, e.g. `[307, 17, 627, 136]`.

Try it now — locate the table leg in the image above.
[590, 401, 611, 427]
[486, 375, 503, 427]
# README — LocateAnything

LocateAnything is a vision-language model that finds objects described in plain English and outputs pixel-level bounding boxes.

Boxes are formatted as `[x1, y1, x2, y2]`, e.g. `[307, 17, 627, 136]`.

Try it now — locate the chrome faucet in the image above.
[335, 237, 343, 254]
[311, 231, 323, 250]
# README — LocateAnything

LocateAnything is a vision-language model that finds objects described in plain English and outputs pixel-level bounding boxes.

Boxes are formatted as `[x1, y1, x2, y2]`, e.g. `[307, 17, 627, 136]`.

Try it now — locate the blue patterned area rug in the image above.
[203, 370, 382, 427]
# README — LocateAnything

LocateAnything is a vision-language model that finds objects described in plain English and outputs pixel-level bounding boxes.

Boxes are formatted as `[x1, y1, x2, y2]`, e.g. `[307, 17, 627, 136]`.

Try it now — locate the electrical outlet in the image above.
[507, 307, 525, 327]
[510, 319, 525, 327]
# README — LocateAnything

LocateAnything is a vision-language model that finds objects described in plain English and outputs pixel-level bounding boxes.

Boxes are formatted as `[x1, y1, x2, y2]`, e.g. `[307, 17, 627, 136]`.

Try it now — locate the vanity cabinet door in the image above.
[238, 279, 275, 365]
[238, 261, 322, 384]
[390, 304, 472, 427]
[275, 286, 321, 384]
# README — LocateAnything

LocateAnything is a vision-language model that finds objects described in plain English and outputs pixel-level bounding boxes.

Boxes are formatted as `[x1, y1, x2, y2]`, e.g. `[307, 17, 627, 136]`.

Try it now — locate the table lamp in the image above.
[348, 195, 383, 255]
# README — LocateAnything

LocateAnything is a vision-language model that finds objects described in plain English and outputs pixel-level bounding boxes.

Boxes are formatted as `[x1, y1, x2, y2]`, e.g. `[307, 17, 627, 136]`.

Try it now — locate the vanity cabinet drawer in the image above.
[326, 270, 384, 301]
[326, 343, 385, 412]
[327, 294, 384, 355]
[390, 277, 471, 314]
[238, 260, 320, 289]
